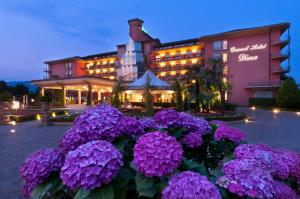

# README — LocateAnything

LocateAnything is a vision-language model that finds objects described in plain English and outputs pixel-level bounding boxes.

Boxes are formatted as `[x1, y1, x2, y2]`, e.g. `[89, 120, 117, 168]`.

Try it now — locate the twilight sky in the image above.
[0, 0, 299, 82]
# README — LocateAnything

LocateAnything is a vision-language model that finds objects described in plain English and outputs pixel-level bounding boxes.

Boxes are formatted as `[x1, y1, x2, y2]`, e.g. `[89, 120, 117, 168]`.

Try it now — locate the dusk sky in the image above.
[0, 0, 299, 82]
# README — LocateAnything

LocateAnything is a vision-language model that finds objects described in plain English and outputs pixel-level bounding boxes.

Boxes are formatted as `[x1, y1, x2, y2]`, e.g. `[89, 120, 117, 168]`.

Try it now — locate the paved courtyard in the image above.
[0, 108, 299, 198]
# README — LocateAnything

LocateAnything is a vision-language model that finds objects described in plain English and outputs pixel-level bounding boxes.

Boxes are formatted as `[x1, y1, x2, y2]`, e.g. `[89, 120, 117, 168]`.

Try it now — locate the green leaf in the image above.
[223, 154, 235, 163]
[183, 158, 207, 176]
[31, 182, 52, 199]
[74, 189, 90, 199]
[135, 172, 157, 198]
[114, 138, 128, 152]
[89, 185, 114, 199]
[74, 185, 114, 199]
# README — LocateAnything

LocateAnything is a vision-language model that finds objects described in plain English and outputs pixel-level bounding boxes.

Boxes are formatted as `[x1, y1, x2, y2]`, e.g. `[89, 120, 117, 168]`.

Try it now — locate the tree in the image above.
[276, 79, 300, 109]
[172, 78, 183, 111]
[207, 58, 230, 114]
[0, 81, 7, 93]
[110, 78, 125, 108]
[8, 84, 29, 96]
[0, 90, 13, 102]
[182, 64, 207, 112]
[144, 74, 154, 116]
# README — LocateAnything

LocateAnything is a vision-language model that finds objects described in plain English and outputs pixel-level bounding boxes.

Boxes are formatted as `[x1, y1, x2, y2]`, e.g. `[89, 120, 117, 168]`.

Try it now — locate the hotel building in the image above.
[32, 18, 291, 106]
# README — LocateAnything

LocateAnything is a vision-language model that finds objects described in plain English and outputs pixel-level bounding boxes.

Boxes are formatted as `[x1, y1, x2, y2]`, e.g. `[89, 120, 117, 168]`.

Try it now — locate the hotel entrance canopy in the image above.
[31, 76, 116, 106]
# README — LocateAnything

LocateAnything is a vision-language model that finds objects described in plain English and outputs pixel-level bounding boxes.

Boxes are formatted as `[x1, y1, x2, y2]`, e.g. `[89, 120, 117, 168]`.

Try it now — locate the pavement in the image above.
[0, 107, 299, 198]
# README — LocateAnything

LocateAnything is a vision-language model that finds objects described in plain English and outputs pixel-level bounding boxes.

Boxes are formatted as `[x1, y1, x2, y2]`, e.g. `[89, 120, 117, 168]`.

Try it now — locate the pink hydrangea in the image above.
[133, 131, 183, 177]
[214, 125, 246, 143]
[60, 140, 123, 190]
[181, 131, 203, 148]
[20, 149, 64, 198]
[162, 171, 221, 199]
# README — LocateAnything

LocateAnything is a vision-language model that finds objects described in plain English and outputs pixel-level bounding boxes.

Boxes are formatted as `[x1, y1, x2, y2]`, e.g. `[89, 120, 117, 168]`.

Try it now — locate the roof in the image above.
[127, 70, 172, 90]
[156, 38, 199, 50]
[80, 51, 117, 60]
[44, 56, 81, 64]
[200, 22, 290, 40]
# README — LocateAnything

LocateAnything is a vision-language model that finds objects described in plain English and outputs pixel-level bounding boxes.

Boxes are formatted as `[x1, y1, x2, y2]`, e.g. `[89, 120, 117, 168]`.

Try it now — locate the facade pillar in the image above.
[61, 85, 66, 107]
[40, 87, 45, 96]
[78, 90, 81, 105]
[98, 91, 101, 102]
[87, 84, 92, 106]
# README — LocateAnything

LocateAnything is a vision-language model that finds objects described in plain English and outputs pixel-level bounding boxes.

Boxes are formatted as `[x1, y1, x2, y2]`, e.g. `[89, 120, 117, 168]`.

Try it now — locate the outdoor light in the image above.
[273, 109, 279, 114]
[31, 99, 35, 103]
[10, 129, 16, 133]
[52, 112, 56, 118]
[251, 106, 256, 110]
[296, 112, 300, 116]
[11, 101, 20, 109]
[10, 121, 16, 126]
[36, 114, 41, 120]
[244, 118, 249, 123]
[192, 59, 197, 64]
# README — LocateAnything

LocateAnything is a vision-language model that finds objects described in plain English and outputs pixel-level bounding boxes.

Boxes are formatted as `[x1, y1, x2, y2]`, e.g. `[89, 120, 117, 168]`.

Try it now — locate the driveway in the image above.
[0, 108, 299, 198]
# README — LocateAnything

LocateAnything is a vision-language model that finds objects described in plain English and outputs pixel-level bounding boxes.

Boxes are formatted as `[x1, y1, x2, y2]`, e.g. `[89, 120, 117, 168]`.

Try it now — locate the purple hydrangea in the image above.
[60, 140, 123, 190]
[162, 171, 221, 199]
[214, 125, 246, 143]
[271, 180, 297, 199]
[59, 104, 124, 152]
[117, 116, 144, 137]
[153, 109, 181, 128]
[217, 159, 275, 198]
[179, 112, 211, 134]
[209, 120, 226, 127]
[234, 144, 300, 180]
[20, 149, 64, 198]
[181, 131, 203, 148]
[133, 131, 183, 177]
[139, 117, 159, 131]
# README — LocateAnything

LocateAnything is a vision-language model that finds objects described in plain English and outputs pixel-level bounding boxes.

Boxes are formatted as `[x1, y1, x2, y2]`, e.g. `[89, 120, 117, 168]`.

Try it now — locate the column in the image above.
[87, 84, 92, 106]
[98, 91, 101, 102]
[40, 87, 45, 96]
[61, 85, 66, 107]
[78, 90, 81, 105]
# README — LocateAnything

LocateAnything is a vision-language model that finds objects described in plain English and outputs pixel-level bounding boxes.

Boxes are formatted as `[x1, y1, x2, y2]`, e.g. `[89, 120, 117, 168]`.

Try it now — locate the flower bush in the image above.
[133, 131, 183, 177]
[20, 149, 64, 198]
[60, 140, 123, 190]
[20, 105, 300, 198]
[162, 171, 221, 199]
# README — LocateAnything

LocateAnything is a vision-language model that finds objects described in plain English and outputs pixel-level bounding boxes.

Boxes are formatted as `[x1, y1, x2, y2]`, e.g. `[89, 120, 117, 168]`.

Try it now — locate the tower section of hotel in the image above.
[201, 23, 290, 106]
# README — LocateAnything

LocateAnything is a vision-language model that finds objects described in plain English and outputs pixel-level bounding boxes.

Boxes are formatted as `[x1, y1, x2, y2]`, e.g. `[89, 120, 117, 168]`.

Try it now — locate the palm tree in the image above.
[110, 77, 125, 108]
[172, 78, 183, 111]
[182, 64, 207, 112]
[144, 74, 154, 116]
[207, 58, 230, 114]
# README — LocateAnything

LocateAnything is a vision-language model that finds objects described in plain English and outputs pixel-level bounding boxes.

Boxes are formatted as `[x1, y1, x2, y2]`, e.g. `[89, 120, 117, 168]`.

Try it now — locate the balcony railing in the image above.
[246, 82, 281, 89]
[154, 52, 204, 63]
[271, 37, 290, 48]
[271, 65, 290, 74]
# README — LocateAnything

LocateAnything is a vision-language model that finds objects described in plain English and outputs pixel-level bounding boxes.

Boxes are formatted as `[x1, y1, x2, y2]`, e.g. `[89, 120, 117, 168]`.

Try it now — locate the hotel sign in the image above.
[230, 43, 267, 62]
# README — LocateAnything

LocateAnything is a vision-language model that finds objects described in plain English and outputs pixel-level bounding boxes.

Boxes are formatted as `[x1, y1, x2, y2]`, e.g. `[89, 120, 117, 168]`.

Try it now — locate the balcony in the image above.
[246, 82, 281, 90]
[271, 65, 290, 74]
[271, 37, 290, 49]
[155, 52, 204, 63]
[271, 52, 289, 62]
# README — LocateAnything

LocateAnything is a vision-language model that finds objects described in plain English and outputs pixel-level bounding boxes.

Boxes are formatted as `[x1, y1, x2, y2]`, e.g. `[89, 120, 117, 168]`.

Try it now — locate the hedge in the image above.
[248, 98, 277, 107]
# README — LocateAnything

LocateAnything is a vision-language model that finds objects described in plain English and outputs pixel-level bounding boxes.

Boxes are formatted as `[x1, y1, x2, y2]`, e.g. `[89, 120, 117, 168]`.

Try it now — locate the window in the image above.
[222, 53, 228, 63]
[223, 66, 229, 75]
[66, 70, 72, 76]
[65, 62, 72, 69]
[213, 40, 228, 50]
[214, 53, 221, 59]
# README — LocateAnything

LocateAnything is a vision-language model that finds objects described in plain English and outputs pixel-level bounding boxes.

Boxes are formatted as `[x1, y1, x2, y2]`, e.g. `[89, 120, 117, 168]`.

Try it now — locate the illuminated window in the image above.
[191, 80, 196, 83]
[192, 49, 197, 53]
[110, 68, 115, 72]
[223, 40, 228, 50]
[97, 62, 100, 65]
[160, 62, 166, 67]
[103, 60, 107, 65]
[181, 60, 186, 65]
[89, 70, 94, 74]
[170, 71, 176, 76]
[110, 60, 114, 64]
[170, 52, 175, 56]
[181, 70, 187, 75]
[223, 66, 229, 75]
[109, 76, 115, 80]
[155, 55, 160, 59]
[96, 69, 100, 74]
[170, 61, 176, 66]
[160, 72, 166, 77]
[223, 77, 228, 83]
[192, 59, 197, 64]
[223, 53, 228, 63]
[160, 53, 165, 57]
[103, 69, 107, 73]
[181, 50, 186, 55]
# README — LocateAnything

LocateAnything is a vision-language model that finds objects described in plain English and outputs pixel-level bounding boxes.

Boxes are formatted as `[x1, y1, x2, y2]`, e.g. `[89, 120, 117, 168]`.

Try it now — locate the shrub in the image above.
[39, 95, 52, 102]
[276, 79, 300, 109]
[249, 98, 277, 107]
[19, 104, 300, 199]
[0, 90, 13, 102]
[224, 102, 237, 111]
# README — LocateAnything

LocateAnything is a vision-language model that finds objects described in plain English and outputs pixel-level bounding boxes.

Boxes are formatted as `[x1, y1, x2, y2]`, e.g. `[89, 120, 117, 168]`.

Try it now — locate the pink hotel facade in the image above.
[32, 18, 291, 106]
